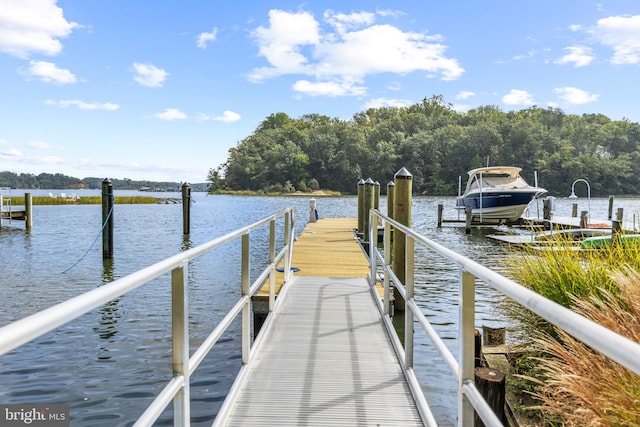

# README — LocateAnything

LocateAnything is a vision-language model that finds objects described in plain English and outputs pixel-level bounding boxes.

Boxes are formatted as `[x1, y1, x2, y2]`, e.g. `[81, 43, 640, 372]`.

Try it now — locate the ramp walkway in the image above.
[225, 275, 423, 426]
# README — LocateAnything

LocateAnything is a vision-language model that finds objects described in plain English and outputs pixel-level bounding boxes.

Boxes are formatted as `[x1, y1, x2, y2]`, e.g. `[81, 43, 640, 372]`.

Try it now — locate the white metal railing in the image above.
[0, 208, 295, 427]
[368, 209, 640, 427]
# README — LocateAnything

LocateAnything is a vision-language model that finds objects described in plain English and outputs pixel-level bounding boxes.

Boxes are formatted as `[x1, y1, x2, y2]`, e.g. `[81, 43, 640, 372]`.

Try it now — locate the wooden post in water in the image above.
[362, 178, 375, 242]
[437, 204, 443, 228]
[392, 167, 412, 311]
[102, 179, 114, 259]
[616, 207, 624, 222]
[386, 181, 395, 219]
[182, 183, 191, 235]
[580, 210, 588, 228]
[25, 192, 32, 229]
[608, 196, 615, 220]
[572, 203, 578, 218]
[465, 206, 473, 234]
[357, 179, 365, 236]
[309, 198, 317, 223]
[374, 181, 380, 210]
[474, 367, 506, 426]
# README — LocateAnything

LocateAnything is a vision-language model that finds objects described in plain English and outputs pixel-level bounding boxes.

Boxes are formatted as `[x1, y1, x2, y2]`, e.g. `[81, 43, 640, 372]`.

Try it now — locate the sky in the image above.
[1, 1, 640, 183]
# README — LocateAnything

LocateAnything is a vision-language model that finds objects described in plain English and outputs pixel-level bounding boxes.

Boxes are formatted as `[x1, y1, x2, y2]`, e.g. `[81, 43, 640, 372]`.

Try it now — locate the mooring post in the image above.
[437, 204, 443, 228]
[386, 181, 395, 219]
[616, 207, 624, 222]
[465, 206, 472, 234]
[102, 178, 114, 259]
[608, 195, 614, 220]
[25, 192, 32, 229]
[309, 198, 317, 223]
[392, 167, 412, 312]
[182, 183, 191, 235]
[580, 210, 588, 228]
[374, 181, 380, 210]
[363, 178, 375, 243]
[357, 179, 365, 236]
[572, 203, 578, 218]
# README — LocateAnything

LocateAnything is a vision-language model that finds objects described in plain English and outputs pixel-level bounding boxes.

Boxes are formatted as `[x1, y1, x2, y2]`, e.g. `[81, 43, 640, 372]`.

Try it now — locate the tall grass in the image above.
[527, 268, 640, 426]
[505, 239, 640, 425]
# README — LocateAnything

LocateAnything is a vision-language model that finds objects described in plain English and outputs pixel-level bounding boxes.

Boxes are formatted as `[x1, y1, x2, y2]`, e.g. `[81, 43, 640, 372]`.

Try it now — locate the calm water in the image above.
[2, 193, 639, 426]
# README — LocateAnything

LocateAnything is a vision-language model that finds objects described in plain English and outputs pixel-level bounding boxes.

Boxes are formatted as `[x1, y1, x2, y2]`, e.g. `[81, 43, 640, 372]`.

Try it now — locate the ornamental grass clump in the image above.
[505, 240, 640, 425]
[527, 267, 640, 426]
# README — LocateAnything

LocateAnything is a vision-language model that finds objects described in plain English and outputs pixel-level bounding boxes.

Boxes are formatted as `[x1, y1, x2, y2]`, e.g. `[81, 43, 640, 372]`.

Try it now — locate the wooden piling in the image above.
[572, 203, 578, 218]
[374, 181, 380, 210]
[182, 183, 191, 235]
[25, 192, 32, 229]
[392, 167, 412, 311]
[608, 195, 614, 220]
[309, 198, 317, 223]
[437, 204, 443, 228]
[465, 206, 473, 234]
[474, 367, 506, 426]
[616, 207, 624, 222]
[102, 179, 114, 259]
[386, 181, 395, 219]
[580, 210, 588, 228]
[362, 178, 375, 242]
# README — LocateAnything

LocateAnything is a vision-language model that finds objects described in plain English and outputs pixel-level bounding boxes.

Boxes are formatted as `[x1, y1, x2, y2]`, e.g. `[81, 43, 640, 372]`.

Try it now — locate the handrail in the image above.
[0, 207, 295, 427]
[368, 209, 640, 427]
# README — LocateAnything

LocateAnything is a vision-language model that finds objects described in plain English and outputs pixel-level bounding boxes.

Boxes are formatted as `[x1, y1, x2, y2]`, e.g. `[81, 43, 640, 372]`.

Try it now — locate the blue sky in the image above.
[1, 1, 640, 183]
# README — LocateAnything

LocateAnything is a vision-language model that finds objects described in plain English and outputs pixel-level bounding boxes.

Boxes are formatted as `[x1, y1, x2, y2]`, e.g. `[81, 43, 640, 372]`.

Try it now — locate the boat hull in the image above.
[456, 190, 541, 223]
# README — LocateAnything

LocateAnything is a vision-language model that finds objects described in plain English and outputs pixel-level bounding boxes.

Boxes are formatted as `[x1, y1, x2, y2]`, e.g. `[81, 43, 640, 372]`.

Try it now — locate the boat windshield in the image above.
[468, 173, 531, 190]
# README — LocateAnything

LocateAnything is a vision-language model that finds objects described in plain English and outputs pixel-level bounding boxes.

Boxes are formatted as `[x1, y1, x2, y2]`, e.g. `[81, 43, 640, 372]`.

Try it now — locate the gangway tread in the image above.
[223, 276, 424, 426]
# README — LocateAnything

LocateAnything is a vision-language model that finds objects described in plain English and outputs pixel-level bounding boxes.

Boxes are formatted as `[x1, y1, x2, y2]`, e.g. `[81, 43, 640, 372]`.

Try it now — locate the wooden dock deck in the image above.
[221, 218, 425, 426]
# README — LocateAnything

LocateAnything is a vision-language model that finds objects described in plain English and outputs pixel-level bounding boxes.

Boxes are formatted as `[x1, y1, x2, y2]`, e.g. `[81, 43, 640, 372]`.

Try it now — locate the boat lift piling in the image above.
[102, 179, 114, 259]
[0, 189, 32, 230]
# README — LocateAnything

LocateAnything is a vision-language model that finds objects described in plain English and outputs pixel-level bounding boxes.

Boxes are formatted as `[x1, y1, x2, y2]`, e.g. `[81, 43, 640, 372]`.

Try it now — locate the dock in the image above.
[221, 218, 425, 426]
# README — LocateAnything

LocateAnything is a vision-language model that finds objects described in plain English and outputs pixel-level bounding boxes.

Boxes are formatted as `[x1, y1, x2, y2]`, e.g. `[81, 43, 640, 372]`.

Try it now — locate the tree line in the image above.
[213, 96, 640, 197]
[0, 172, 207, 191]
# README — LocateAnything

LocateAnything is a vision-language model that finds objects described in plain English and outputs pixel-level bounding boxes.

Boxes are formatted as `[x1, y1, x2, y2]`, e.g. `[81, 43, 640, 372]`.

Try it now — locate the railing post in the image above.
[369, 211, 378, 288]
[241, 233, 251, 365]
[172, 261, 190, 427]
[284, 210, 293, 282]
[404, 234, 415, 369]
[269, 219, 276, 312]
[357, 179, 365, 236]
[459, 270, 476, 426]
[383, 220, 392, 316]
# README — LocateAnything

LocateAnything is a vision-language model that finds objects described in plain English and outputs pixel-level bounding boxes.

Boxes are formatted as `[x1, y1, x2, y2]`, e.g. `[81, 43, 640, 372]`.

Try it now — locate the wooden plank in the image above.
[257, 218, 370, 297]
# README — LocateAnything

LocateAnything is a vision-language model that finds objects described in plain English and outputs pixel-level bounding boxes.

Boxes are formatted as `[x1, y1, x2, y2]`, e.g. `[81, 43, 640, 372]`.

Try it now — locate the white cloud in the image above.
[555, 46, 594, 67]
[26, 60, 76, 84]
[386, 81, 402, 91]
[324, 10, 375, 34]
[503, 89, 535, 106]
[248, 9, 463, 95]
[25, 140, 51, 150]
[591, 15, 640, 64]
[0, 0, 79, 58]
[292, 79, 366, 97]
[133, 62, 168, 87]
[45, 99, 120, 110]
[569, 24, 582, 32]
[456, 91, 476, 100]
[0, 148, 22, 159]
[197, 110, 241, 122]
[554, 87, 599, 104]
[364, 97, 412, 109]
[197, 28, 218, 48]
[154, 108, 187, 120]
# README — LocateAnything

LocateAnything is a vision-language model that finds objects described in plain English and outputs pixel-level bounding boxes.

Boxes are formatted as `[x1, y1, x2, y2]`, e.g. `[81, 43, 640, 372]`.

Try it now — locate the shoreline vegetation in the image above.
[504, 238, 640, 426]
[4, 190, 342, 206]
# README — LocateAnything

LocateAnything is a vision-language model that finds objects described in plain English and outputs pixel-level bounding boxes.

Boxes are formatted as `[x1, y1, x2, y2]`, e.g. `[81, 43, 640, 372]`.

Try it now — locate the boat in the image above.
[580, 234, 640, 249]
[456, 166, 547, 223]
